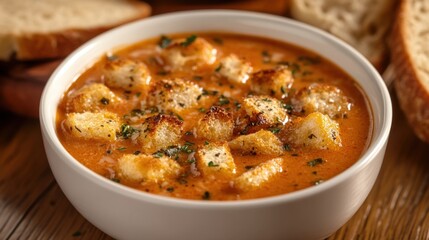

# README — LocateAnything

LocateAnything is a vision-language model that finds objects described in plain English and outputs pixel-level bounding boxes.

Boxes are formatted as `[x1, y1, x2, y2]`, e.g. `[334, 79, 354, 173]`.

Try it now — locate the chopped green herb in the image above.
[262, 98, 272, 102]
[282, 103, 293, 113]
[204, 141, 210, 145]
[133, 150, 141, 155]
[234, 101, 241, 109]
[187, 158, 196, 164]
[181, 34, 197, 47]
[280, 86, 286, 94]
[202, 191, 211, 200]
[164, 146, 181, 158]
[283, 144, 291, 151]
[213, 37, 223, 45]
[153, 152, 164, 158]
[119, 124, 137, 139]
[208, 161, 219, 167]
[117, 147, 127, 151]
[131, 109, 144, 116]
[148, 106, 159, 113]
[202, 89, 209, 96]
[158, 35, 172, 48]
[269, 127, 281, 134]
[185, 131, 193, 136]
[100, 97, 109, 105]
[198, 107, 206, 113]
[176, 114, 184, 121]
[218, 95, 230, 106]
[215, 64, 223, 72]
[307, 158, 324, 167]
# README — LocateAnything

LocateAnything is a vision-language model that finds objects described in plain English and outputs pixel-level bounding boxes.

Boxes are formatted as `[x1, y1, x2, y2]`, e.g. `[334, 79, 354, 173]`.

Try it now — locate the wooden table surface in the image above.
[2, 1, 429, 239]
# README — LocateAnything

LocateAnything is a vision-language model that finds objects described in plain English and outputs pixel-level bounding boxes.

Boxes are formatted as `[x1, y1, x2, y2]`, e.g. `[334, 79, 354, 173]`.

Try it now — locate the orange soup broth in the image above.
[57, 33, 372, 200]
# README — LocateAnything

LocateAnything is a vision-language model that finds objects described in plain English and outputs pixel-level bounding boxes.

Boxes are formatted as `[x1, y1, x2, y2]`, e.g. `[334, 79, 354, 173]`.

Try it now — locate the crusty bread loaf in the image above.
[290, 0, 398, 70]
[391, 0, 429, 143]
[0, 0, 150, 61]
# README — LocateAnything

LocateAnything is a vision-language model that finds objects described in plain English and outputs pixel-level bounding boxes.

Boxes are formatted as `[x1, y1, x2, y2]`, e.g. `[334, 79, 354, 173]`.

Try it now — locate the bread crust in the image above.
[392, 0, 429, 143]
[3, 1, 151, 61]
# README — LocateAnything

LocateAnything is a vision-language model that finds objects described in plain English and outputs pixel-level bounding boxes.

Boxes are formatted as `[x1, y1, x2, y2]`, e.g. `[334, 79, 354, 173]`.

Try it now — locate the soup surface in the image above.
[57, 33, 372, 201]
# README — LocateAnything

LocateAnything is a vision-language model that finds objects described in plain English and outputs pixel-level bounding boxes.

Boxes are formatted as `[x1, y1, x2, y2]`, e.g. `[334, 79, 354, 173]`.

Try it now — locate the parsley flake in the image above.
[181, 35, 197, 47]
[307, 158, 324, 167]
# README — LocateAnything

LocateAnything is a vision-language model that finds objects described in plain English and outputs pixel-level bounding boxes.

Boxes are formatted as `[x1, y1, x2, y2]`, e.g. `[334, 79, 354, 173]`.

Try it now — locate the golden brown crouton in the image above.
[64, 111, 120, 142]
[229, 130, 284, 155]
[292, 84, 351, 118]
[117, 153, 181, 183]
[250, 66, 294, 99]
[162, 36, 217, 70]
[196, 142, 236, 178]
[196, 106, 234, 141]
[234, 157, 284, 192]
[242, 95, 288, 125]
[103, 58, 151, 91]
[288, 112, 341, 150]
[138, 114, 183, 153]
[218, 54, 253, 84]
[147, 78, 202, 114]
[67, 83, 120, 113]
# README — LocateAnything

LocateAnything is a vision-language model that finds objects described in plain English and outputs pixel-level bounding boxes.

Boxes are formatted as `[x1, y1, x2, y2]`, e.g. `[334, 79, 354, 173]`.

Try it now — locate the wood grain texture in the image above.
[1, 91, 429, 239]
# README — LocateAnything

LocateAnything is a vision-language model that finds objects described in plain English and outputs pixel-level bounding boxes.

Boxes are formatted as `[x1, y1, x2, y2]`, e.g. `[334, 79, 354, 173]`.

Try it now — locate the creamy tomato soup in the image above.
[56, 33, 372, 200]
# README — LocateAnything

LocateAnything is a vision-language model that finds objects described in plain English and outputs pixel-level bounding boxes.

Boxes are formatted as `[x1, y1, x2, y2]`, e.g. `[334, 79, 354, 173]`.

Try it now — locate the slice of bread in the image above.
[0, 0, 151, 61]
[290, 0, 398, 70]
[391, 0, 429, 143]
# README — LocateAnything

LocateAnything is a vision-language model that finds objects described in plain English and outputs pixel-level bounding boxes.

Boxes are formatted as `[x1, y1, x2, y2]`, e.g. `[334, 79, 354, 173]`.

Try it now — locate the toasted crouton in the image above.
[64, 111, 120, 142]
[162, 36, 217, 70]
[147, 78, 202, 113]
[67, 83, 120, 113]
[139, 114, 183, 153]
[118, 154, 181, 183]
[242, 95, 288, 125]
[288, 112, 341, 150]
[234, 157, 284, 192]
[218, 54, 253, 84]
[229, 130, 284, 155]
[250, 67, 294, 99]
[103, 58, 151, 91]
[196, 142, 236, 178]
[196, 106, 234, 141]
[292, 84, 351, 119]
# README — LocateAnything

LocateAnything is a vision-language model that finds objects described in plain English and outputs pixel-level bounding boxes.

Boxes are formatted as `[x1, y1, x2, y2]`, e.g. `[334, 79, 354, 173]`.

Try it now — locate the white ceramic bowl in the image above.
[40, 10, 392, 240]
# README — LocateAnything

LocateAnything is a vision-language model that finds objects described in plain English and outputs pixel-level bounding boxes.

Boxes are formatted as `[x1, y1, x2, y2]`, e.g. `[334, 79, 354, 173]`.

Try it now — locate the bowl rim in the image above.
[40, 9, 392, 208]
